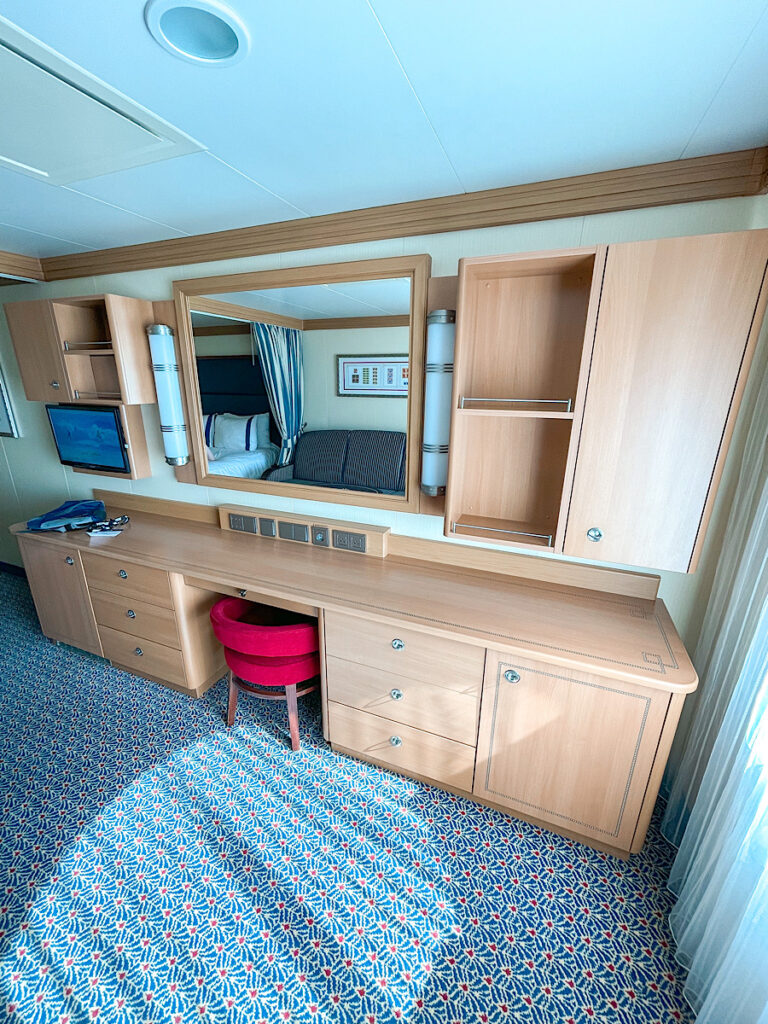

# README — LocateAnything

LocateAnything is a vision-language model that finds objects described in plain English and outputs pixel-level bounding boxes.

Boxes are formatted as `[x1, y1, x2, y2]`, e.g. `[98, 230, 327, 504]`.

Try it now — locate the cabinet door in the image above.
[3, 301, 72, 402]
[474, 652, 670, 851]
[563, 230, 768, 572]
[17, 538, 102, 656]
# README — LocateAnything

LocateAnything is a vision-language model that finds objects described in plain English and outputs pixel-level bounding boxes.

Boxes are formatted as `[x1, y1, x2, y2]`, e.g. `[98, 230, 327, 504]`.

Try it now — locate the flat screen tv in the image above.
[45, 404, 130, 474]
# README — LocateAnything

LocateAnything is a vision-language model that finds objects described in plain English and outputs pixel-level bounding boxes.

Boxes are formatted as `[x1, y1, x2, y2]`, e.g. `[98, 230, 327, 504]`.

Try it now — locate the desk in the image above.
[12, 512, 696, 856]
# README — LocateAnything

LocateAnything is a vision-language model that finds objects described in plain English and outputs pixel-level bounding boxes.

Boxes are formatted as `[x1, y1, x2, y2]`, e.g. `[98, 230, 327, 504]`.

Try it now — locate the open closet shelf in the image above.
[450, 515, 556, 549]
[456, 406, 574, 420]
[62, 344, 114, 354]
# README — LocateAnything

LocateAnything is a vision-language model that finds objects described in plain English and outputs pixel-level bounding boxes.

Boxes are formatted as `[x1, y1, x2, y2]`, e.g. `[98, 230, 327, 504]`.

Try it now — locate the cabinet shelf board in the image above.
[63, 344, 114, 355]
[450, 515, 555, 549]
[457, 406, 574, 419]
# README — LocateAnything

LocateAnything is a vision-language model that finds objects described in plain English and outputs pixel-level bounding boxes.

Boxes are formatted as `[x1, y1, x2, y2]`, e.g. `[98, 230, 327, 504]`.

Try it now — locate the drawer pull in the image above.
[134, 647, 143, 656]
[126, 609, 136, 619]
[118, 569, 128, 579]
[239, 589, 247, 598]
[50, 380, 60, 389]
[389, 735, 403, 747]
[390, 688, 404, 701]
[504, 669, 521, 684]
[65, 556, 74, 566]
[391, 638, 405, 651]
[586, 527, 603, 543]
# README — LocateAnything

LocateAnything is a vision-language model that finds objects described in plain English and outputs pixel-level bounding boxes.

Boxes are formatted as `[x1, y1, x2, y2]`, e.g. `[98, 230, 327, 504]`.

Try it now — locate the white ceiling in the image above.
[195, 278, 411, 320]
[1, 0, 767, 259]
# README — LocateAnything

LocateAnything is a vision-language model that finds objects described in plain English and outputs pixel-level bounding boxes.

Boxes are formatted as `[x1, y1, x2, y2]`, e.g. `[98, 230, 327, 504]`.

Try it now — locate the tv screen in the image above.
[46, 404, 130, 474]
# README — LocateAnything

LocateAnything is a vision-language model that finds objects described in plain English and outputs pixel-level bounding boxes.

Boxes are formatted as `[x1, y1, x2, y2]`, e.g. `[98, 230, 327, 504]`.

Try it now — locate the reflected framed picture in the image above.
[337, 354, 409, 397]
[0, 364, 19, 437]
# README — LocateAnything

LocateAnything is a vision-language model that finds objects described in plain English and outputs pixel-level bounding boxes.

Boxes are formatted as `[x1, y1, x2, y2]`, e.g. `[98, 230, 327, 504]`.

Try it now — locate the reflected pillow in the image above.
[203, 412, 270, 452]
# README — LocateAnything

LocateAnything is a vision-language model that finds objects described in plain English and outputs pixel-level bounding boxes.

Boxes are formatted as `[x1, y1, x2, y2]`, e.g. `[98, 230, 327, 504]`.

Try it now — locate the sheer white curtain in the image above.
[661, 363, 768, 1023]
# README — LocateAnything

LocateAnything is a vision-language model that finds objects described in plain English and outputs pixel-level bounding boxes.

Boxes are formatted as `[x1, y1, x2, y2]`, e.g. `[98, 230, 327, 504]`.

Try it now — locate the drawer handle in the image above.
[126, 609, 136, 619]
[586, 527, 603, 543]
[504, 669, 520, 684]
[239, 589, 247, 598]
[391, 638, 405, 651]
[134, 647, 143, 656]
[389, 735, 402, 747]
[65, 556, 74, 566]
[118, 569, 128, 579]
[390, 688, 404, 701]
[50, 380, 60, 389]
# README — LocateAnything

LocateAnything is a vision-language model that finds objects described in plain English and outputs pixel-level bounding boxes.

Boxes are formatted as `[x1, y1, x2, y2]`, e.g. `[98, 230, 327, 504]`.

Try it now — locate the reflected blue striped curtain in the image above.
[250, 323, 305, 466]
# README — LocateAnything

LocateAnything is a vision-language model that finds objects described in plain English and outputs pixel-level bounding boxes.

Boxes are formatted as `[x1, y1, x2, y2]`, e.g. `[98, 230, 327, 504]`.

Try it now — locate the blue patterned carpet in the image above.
[0, 572, 693, 1024]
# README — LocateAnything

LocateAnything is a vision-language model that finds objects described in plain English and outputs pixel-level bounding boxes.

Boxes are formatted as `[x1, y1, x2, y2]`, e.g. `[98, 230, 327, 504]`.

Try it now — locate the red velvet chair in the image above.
[210, 597, 320, 750]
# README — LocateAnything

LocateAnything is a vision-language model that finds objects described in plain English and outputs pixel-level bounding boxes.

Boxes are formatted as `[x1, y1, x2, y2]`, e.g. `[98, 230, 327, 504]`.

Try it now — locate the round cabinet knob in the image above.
[239, 589, 247, 598]
[50, 380, 60, 389]
[118, 569, 128, 579]
[389, 735, 403, 747]
[126, 609, 136, 619]
[390, 688, 404, 701]
[391, 638, 405, 651]
[504, 669, 521, 684]
[586, 527, 603, 543]
[134, 647, 143, 657]
[64, 556, 74, 565]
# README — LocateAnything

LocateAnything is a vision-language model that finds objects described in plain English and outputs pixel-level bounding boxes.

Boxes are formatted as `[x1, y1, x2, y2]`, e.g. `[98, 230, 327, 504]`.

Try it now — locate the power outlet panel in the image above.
[218, 505, 389, 557]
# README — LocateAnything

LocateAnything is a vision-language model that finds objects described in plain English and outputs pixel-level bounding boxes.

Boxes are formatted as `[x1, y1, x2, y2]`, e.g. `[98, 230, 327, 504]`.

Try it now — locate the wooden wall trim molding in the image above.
[38, 147, 768, 282]
[192, 295, 303, 330]
[0, 249, 45, 283]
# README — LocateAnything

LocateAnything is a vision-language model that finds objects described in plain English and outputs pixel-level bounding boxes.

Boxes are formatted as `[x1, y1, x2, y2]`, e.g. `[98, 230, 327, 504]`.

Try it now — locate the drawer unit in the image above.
[326, 655, 480, 745]
[324, 611, 485, 691]
[328, 702, 476, 792]
[99, 626, 187, 687]
[82, 552, 172, 607]
[89, 589, 180, 649]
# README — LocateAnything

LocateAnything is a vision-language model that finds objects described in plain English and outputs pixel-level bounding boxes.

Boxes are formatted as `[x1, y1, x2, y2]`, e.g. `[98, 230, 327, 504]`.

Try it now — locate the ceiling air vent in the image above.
[0, 17, 203, 184]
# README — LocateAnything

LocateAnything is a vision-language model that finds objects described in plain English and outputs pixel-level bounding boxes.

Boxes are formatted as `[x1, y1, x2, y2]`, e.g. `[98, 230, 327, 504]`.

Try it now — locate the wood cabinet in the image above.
[563, 231, 768, 571]
[4, 294, 156, 405]
[11, 508, 697, 857]
[445, 229, 768, 571]
[17, 536, 101, 655]
[474, 652, 674, 852]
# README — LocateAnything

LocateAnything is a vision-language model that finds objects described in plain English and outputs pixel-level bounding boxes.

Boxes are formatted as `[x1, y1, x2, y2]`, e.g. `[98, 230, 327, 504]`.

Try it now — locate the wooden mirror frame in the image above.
[173, 254, 431, 513]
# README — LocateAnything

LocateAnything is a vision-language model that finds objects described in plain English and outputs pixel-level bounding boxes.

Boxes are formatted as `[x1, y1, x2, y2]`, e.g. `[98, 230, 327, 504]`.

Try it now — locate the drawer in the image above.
[328, 701, 476, 792]
[90, 589, 180, 648]
[324, 611, 485, 693]
[184, 576, 318, 619]
[326, 655, 479, 745]
[100, 625, 187, 687]
[83, 552, 173, 608]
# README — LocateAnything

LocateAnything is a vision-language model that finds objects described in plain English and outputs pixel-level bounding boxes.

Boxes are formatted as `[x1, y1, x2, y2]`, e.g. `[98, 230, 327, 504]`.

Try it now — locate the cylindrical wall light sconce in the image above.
[147, 324, 190, 466]
[421, 308, 455, 496]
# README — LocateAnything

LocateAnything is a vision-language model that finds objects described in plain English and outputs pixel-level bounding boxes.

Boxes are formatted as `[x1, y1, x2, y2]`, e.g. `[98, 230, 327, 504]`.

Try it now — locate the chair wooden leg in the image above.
[286, 684, 300, 752]
[227, 670, 239, 727]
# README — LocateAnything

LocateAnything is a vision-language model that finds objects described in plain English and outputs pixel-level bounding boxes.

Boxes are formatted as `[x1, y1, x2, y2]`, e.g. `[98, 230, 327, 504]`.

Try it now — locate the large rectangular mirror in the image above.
[174, 255, 430, 513]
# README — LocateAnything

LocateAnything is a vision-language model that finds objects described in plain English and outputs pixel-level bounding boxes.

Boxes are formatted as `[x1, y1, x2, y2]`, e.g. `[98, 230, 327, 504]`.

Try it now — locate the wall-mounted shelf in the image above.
[445, 249, 599, 551]
[4, 293, 156, 405]
[450, 515, 554, 549]
[456, 405, 575, 420]
[459, 397, 573, 412]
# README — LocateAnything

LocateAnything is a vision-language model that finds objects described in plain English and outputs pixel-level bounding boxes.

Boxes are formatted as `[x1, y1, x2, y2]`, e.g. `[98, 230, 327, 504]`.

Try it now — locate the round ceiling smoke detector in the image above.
[144, 0, 249, 66]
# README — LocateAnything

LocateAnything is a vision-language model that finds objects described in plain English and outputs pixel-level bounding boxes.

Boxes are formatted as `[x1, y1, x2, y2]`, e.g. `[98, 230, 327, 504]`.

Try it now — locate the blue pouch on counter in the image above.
[26, 499, 106, 532]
